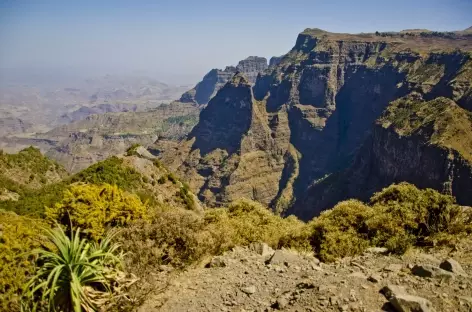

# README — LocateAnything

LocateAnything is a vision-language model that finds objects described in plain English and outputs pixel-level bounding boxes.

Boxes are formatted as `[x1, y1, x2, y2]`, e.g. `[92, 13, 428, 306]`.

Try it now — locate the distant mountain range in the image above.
[0, 74, 191, 134]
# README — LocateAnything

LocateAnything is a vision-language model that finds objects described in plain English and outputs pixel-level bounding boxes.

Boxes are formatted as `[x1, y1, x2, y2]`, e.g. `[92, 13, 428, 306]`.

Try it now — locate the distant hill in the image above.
[0, 74, 192, 135]
[0, 147, 201, 216]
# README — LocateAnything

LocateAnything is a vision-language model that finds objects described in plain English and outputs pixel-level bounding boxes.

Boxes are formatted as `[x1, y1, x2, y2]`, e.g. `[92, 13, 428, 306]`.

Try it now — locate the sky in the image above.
[0, 0, 471, 85]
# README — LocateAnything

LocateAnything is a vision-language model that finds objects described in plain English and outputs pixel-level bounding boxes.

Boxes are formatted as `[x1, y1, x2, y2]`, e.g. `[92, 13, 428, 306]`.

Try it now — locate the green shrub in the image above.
[178, 183, 196, 210]
[152, 159, 162, 168]
[309, 183, 472, 261]
[0, 211, 47, 312]
[119, 199, 310, 275]
[157, 176, 167, 184]
[126, 144, 141, 156]
[46, 183, 147, 240]
[309, 200, 372, 262]
[119, 208, 214, 272]
[205, 200, 311, 251]
[367, 183, 468, 251]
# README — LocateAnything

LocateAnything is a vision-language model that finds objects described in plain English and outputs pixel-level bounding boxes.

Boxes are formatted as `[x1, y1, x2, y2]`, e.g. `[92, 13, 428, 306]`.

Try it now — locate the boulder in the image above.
[249, 242, 274, 257]
[440, 258, 468, 276]
[365, 247, 389, 254]
[411, 264, 455, 280]
[207, 256, 227, 268]
[241, 285, 256, 295]
[381, 284, 407, 300]
[136, 146, 156, 159]
[390, 294, 436, 312]
[266, 249, 301, 266]
[382, 284, 435, 312]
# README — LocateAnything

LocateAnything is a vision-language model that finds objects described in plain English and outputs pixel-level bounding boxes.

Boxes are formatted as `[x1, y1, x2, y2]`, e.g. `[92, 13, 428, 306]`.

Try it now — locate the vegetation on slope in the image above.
[0, 147, 68, 189]
[379, 97, 472, 161]
[118, 199, 310, 274]
[0, 156, 143, 216]
[0, 211, 47, 311]
[1, 147, 470, 311]
[70, 156, 143, 190]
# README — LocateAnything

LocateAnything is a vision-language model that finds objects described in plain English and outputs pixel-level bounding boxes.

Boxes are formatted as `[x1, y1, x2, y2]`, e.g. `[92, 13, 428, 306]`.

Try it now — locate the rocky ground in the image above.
[137, 239, 472, 312]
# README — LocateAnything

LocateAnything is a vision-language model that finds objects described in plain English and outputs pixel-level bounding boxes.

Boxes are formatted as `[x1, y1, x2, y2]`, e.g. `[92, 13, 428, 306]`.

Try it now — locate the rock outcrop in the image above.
[180, 57, 268, 106]
[236, 56, 269, 83]
[159, 28, 472, 217]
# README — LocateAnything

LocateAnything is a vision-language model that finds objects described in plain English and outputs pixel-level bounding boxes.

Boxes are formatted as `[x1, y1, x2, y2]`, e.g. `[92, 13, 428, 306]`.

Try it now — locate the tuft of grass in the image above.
[23, 226, 125, 312]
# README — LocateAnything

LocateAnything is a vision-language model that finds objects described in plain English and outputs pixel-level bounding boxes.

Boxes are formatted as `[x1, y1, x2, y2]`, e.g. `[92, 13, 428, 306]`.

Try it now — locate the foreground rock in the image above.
[138, 237, 472, 312]
[391, 294, 435, 312]
[382, 284, 435, 312]
[411, 264, 455, 280]
[440, 258, 468, 276]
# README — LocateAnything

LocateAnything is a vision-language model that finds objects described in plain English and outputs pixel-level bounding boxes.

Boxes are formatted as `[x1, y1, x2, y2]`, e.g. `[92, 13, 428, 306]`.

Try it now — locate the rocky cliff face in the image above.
[180, 57, 268, 106]
[159, 28, 472, 217]
[236, 56, 269, 83]
[290, 96, 472, 219]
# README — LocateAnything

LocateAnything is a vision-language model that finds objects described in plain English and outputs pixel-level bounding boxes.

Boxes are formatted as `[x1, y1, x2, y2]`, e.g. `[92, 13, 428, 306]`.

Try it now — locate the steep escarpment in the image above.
[180, 56, 268, 106]
[156, 73, 291, 206]
[159, 28, 472, 216]
[291, 96, 472, 219]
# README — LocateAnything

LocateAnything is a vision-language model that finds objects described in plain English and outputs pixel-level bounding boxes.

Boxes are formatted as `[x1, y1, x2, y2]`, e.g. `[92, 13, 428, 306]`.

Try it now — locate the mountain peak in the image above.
[179, 56, 267, 106]
[228, 72, 250, 87]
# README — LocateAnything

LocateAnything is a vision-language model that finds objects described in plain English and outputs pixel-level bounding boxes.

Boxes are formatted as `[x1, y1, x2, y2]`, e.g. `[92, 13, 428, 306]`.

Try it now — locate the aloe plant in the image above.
[23, 226, 123, 312]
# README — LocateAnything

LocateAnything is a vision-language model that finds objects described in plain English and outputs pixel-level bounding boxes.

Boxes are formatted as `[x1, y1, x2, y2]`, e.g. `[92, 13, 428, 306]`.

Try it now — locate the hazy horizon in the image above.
[1, 0, 471, 85]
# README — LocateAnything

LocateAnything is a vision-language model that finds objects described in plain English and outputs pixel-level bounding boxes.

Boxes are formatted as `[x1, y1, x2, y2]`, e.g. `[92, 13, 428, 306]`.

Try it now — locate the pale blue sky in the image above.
[0, 0, 471, 84]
